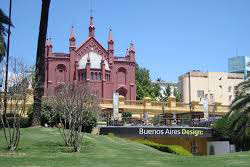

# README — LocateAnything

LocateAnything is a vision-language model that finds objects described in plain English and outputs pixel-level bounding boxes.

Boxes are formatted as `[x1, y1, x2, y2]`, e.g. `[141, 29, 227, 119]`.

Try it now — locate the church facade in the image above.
[44, 16, 136, 100]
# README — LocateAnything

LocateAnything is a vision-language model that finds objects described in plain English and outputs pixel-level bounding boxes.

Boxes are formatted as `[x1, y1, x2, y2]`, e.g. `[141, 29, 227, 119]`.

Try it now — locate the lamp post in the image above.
[188, 72, 193, 125]
[3, 0, 12, 116]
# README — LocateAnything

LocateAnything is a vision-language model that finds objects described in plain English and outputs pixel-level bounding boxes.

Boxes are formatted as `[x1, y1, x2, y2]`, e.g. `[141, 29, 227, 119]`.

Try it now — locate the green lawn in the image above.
[0, 128, 249, 167]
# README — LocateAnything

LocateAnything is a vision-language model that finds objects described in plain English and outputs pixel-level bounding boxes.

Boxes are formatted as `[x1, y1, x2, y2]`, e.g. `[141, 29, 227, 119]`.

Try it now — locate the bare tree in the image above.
[47, 84, 100, 152]
[0, 58, 30, 151]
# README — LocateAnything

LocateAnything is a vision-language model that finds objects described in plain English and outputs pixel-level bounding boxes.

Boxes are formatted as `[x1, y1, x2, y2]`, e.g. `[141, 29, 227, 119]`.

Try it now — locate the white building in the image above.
[178, 71, 244, 106]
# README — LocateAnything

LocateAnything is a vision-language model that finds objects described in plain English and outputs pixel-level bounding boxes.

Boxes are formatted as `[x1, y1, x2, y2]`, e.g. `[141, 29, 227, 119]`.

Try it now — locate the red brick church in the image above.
[44, 16, 136, 100]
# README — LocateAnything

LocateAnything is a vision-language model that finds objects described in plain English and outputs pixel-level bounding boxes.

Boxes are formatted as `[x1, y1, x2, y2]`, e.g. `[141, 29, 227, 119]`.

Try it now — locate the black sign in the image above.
[100, 126, 212, 138]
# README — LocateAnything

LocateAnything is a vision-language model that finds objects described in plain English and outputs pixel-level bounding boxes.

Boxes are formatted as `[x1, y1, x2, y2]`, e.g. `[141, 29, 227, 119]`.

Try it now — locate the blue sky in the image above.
[2, 0, 250, 82]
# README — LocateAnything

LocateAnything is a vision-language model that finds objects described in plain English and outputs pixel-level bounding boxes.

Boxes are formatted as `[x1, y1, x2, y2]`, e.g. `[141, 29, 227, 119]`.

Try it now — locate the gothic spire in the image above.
[108, 28, 113, 42]
[126, 48, 129, 56]
[88, 16, 95, 37]
[129, 42, 135, 52]
[69, 26, 75, 40]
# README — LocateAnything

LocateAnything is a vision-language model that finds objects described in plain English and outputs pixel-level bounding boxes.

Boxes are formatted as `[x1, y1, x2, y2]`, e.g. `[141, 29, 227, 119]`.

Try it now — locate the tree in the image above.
[227, 79, 250, 150]
[0, 58, 30, 151]
[0, 9, 13, 62]
[173, 87, 181, 102]
[122, 111, 132, 124]
[212, 115, 233, 140]
[47, 84, 100, 152]
[135, 63, 161, 100]
[32, 0, 51, 126]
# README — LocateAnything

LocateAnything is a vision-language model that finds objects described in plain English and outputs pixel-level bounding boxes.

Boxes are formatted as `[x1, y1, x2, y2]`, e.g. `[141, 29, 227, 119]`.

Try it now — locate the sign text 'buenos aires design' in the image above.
[139, 128, 204, 137]
[99, 127, 212, 138]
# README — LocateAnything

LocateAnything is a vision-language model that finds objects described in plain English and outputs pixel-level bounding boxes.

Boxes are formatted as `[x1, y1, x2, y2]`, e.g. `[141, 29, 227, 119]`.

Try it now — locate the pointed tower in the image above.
[69, 26, 76, 50]
[125, 48, 129, 61]
[129, 42, 135, 62]
[45, 38, 53, 57]
[88, 16, 95, 38]
[45, 38, 53, 93]
[108, 28, 114, 63]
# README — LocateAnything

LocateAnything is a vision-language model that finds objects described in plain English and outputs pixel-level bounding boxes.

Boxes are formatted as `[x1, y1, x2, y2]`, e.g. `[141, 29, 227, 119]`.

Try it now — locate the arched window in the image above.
[56, 64, 66, 83]
[91, 72, 94, 80]
[78, 72, 81, 81]
[95, 72, 98, 80]
[57, 64, 66, 71]
[82, 72, 86, 80]
[97, 72, 101, 80]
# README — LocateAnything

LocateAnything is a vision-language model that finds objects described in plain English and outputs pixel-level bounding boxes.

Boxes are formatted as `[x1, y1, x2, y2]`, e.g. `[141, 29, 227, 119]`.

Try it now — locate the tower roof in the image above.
[108, 28, 113, 42]
[69, 26, 75, 40]
[126, 48, 129, 56]
[88, 16, 95, 37]
[45, 38, 49, 46]
[45, 38, 53, 47]
[89, 16, 94, 28]
[129, 42, 135, 52]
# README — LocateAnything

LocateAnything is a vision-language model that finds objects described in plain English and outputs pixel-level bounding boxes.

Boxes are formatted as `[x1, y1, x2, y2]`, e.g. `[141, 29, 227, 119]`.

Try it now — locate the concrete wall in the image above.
[207, 141, 230, 155]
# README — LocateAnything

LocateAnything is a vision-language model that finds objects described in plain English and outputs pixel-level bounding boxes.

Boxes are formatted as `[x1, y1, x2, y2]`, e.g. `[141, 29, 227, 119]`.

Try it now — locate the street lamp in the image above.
[3, 0, 12, 116]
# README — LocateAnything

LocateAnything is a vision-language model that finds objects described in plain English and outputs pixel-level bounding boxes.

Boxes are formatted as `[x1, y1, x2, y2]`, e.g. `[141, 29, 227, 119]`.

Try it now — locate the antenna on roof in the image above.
[236, 48, 238, 57]
[90, 0, 94, 17]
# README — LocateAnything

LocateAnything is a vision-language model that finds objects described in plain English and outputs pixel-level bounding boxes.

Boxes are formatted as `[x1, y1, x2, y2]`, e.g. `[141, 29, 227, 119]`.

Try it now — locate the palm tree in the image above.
[228, 79, 250, 150]
[32, 0, 51, 126]
[0, 9, 13, 62]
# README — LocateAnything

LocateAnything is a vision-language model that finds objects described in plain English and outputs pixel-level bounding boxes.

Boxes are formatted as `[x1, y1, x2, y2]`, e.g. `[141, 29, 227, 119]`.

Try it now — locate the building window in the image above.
[105, 74, 109, 82]
[191, 141, 197, 154]
[95, 72, 98, 80]
[229, 95, 232, 102]
[91, 72, 94, 80]
[228, 86, 231, 92]
[197, 90, 204, 99]
[210, 94, 214, 103]
[97, 73, 101, 80]
[234, 86, 237, 95]
[105, 73, 110, 82]
[78, 72, 81, 81]
[82, 72, 86, 80]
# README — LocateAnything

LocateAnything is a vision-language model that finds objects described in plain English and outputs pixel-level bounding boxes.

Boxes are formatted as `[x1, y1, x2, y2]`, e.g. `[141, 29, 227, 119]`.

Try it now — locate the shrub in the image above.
[212, 115, 233, 140]
[27, 102, 60, 127]
[135, 139, 192, 156]
[209, 145, 215, 155]
[82, 111, 97, 133]
[27, 102, 97, 132]
[0, 113, 30, 128]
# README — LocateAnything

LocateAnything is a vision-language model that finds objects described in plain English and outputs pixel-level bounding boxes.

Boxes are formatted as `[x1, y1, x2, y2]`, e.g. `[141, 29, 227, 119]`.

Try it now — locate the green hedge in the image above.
[135, 139, 192, 156]
[0, 116, 30, 128]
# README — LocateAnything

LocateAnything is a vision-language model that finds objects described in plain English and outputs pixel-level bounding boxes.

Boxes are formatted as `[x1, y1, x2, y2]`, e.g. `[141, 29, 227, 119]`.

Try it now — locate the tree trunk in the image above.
[32, 0, 51, 126]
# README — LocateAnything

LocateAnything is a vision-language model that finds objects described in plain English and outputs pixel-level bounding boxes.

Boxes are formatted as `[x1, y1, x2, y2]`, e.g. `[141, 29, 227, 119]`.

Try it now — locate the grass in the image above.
[134, 139, 192, 156]
[0, 128, 249, 167]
